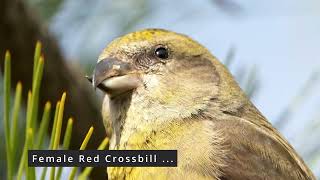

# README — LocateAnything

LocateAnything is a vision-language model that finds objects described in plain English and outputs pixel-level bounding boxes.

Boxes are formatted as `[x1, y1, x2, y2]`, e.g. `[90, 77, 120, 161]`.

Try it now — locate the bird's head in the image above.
[90, 29, 247, 144]
[92, 29, 223, 101]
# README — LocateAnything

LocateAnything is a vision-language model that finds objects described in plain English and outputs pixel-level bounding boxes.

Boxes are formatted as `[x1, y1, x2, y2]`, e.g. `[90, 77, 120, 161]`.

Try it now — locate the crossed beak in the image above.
[87, 57, 141, 97]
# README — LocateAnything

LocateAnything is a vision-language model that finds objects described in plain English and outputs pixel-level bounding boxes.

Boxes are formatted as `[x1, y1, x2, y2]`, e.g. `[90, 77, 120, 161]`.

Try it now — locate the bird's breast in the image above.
[107, 119, 228, 179]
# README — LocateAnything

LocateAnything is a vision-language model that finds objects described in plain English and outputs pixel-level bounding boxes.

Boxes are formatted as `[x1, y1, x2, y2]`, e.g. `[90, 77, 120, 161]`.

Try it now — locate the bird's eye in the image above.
[154, 47, 169, 59]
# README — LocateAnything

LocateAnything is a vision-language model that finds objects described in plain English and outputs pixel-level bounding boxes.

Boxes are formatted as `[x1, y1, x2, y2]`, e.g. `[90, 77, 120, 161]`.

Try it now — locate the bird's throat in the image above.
[108, 91, 133, 147]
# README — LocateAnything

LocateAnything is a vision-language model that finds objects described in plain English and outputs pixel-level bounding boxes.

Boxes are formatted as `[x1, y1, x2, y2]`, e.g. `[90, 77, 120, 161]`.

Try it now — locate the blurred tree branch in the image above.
[275, 71, 320, 129]
[0, 0, 106, 178]
[211, 0, 243, 15]
[28, 0, 64, 21]
[223, 47, 260, 99]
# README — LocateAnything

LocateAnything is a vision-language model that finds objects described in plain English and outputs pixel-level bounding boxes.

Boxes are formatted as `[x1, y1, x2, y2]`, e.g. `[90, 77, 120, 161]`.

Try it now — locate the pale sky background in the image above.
[49, 0, 320, 175]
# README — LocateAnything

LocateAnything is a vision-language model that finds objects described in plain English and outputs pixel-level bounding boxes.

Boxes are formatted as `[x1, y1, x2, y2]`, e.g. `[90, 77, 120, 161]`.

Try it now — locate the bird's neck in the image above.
[108, 86, 219, 150]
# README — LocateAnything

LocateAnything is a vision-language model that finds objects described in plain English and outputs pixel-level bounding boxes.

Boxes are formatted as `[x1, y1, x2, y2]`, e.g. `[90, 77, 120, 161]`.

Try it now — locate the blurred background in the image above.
[1, 0, 319, 178]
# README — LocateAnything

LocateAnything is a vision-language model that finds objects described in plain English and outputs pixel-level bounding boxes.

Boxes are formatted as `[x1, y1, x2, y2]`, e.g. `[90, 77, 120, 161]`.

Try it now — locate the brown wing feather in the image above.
[210, 114, 315, 180]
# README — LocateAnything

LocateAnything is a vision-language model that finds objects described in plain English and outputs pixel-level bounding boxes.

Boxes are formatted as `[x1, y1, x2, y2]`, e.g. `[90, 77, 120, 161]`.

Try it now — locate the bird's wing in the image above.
[209, 113, 315, 180]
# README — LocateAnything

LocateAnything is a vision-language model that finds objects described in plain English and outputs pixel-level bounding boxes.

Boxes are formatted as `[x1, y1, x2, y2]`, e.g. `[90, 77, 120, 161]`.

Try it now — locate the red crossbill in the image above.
[91, 29, 315, 180]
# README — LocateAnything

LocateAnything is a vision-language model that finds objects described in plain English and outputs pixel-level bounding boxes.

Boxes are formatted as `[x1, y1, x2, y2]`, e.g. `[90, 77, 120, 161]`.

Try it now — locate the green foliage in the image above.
[79, 137, 109, 179]
[1, 42, 108, 179]
[68, 127, 94, 180]
[4, 50, 13, 180]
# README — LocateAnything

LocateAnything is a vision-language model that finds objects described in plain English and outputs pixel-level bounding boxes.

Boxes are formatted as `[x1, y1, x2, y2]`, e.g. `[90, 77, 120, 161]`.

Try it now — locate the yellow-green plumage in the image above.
[95, 29, 315, 180]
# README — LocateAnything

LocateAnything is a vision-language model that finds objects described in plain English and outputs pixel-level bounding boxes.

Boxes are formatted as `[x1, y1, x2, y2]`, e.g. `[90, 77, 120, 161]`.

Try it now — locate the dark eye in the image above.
[154, 47, 169, 59]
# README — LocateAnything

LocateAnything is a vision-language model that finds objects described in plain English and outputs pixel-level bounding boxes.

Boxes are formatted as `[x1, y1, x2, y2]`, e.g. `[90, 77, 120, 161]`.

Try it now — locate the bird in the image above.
[90, 29, 315, 180]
